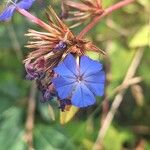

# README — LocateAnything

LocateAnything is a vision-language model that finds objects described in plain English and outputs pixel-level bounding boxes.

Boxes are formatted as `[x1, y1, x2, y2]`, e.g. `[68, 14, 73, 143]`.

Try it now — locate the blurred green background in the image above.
[0, 0, 149, 149]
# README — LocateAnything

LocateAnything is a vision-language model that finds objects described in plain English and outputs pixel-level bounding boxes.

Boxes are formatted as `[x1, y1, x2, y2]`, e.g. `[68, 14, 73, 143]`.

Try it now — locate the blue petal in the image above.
[85, 82, 105, 96]
[54, 54, 77, 77]
[71, 83, 96, 107]
[84, 71, 105, 82]
[84, 71, 105, 96]
[52, 76, 76, 99]
[17, 0, 35, 9]
[0, 6, 15, 21]
[80, 55, 103, 76]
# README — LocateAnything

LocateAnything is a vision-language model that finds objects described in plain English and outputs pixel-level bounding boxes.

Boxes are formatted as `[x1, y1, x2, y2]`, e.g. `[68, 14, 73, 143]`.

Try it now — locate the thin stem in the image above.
[24, 82, 37, 150]
[93, 48, 144, 150]
[16, 8, 57, 33]
[77, 0, 135, 38]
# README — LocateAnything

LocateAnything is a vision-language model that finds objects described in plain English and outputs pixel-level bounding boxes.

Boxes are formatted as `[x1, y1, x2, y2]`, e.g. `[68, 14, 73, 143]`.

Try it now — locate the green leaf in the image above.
[38, 103, 55, 122]
[129, 25, 150, 48]
[104, 126, 134, 150]
[82, 138, 94, 150]
[0, 107, 26, 150]
[138, 0, 150, 7]
[34, 124, 76, 150]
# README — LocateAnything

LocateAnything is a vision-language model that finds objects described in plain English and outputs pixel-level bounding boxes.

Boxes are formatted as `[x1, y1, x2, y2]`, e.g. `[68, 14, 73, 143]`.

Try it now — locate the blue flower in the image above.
[52, 54, 105, 108]
[53, 41, 67, 52]
[0, 0, 35, 21]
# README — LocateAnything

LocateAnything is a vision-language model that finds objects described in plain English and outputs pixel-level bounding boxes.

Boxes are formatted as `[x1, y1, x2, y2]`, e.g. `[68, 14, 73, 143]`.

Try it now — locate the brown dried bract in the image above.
[62, 0, 104, 27]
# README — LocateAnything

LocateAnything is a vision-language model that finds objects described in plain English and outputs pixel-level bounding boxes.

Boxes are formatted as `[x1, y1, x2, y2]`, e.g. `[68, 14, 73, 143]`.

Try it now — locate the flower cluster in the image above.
[0, 0, 106, 111]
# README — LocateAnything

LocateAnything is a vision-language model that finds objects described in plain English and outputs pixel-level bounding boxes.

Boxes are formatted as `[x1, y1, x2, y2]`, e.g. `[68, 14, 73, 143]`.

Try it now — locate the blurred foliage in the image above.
[0, 0, 150, 150]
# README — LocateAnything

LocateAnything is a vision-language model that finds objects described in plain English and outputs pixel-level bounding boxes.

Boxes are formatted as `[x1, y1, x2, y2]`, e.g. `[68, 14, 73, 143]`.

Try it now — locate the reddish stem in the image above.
[77, 0, 135, 38]
[16, 8, 52, 32]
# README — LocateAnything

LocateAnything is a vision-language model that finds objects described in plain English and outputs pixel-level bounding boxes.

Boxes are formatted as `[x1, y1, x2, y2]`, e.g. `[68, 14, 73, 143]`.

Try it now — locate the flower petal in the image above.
[80, 55, 103, 75]
[84, 71, 105, 96]
[71, 83, 96, 107]
[17, 0, 36, 10]
[84, 71, 105, 83]
[52, 76, 75, 99]
[85, 82, 105, 96]
[0, 6, 15, 21]
[54, 54, 77, 77]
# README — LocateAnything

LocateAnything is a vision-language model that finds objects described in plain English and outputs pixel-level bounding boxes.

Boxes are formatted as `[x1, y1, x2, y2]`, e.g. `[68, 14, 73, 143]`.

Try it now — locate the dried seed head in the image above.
[62, 0, 104, 28]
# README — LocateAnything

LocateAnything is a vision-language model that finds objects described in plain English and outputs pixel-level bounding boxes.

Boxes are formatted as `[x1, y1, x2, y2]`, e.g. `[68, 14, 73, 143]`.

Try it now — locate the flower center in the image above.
[76, 75, 83, 83]
[53, 41, 67, 51]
